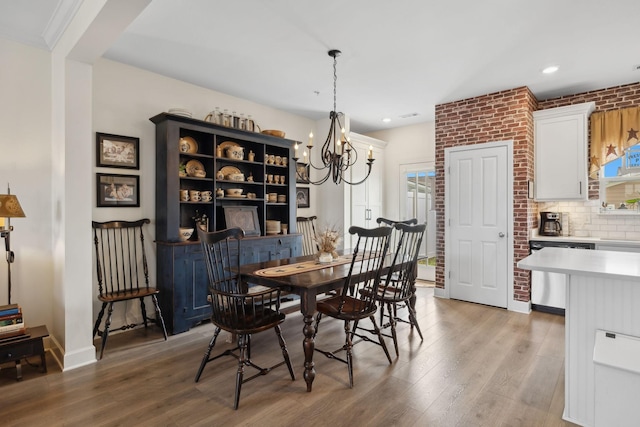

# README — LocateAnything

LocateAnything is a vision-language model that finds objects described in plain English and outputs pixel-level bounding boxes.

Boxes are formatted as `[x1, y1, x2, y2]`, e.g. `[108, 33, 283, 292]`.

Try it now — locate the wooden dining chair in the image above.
[376, 217, 417, 255]
[194, 227, 295, 410]
[296, 216, 319, 256]
[313, 225, 393, 388]
[375, 217, 418, 322]
[354, 222, 426, 356]
[92, 219, 168, 360]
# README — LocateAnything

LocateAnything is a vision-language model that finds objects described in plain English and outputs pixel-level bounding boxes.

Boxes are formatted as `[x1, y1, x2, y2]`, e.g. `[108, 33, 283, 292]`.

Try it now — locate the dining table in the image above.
[238, 253, 371, 392]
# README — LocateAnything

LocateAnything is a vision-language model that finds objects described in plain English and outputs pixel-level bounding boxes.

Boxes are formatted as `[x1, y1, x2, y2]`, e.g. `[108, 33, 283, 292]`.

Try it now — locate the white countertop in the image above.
[530, 235, 640, 247]
[518, 247, 640, 281]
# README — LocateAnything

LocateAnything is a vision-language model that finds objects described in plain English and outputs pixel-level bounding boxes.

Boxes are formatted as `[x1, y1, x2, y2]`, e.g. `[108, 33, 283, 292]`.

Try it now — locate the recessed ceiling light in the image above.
[542, 66, 559, 74]
[382, 118, 391, 123]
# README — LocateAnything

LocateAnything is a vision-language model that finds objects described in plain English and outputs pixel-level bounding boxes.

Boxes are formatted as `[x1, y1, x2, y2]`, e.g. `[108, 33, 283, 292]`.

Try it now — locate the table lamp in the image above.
[0, 186, 26, 305]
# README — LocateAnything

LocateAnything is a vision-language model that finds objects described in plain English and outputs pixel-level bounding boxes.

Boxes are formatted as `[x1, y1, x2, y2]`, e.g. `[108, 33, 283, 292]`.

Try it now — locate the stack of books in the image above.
[0, 304, 26, 341]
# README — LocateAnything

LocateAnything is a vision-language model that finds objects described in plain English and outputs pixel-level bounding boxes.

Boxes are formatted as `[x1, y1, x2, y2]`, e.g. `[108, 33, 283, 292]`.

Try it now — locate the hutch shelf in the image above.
[151, 113, 302, 334]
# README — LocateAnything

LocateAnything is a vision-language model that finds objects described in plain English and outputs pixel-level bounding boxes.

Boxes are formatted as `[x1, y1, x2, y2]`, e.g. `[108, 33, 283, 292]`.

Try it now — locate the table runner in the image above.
[254, 254, 354, 277]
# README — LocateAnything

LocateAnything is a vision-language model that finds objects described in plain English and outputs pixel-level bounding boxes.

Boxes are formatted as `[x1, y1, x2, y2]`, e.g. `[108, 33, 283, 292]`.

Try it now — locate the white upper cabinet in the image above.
[534, 102, 595, 200]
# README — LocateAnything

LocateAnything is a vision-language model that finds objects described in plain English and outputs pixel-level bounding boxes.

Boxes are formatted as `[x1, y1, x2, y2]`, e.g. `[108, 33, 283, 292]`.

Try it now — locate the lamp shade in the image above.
[0, 194, 26, 218]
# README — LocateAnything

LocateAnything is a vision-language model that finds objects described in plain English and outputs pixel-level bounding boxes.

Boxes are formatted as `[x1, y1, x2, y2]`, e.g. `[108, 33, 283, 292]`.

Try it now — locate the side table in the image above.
[0, 325, 49, 381]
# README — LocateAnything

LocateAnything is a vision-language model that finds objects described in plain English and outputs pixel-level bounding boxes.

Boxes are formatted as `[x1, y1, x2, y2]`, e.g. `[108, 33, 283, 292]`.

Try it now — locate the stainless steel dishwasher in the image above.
[529, 240, 595, 315]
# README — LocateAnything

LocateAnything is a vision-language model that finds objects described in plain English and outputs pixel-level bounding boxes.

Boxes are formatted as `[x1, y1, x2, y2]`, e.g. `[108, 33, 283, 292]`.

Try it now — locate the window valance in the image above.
[590, 106, 640, 178]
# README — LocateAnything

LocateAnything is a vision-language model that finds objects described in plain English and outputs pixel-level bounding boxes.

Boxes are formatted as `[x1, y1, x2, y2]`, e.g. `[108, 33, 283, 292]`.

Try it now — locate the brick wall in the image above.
[434, 87, 537, 302]
[435, 82, 640, 304]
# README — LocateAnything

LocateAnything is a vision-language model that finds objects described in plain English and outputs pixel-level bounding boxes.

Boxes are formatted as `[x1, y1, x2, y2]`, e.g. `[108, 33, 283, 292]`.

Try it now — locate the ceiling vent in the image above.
[399, 112, 419, 119]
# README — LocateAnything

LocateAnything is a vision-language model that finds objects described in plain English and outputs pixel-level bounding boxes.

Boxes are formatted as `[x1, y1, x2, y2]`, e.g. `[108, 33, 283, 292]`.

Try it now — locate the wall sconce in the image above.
[0, 186, 26, 305]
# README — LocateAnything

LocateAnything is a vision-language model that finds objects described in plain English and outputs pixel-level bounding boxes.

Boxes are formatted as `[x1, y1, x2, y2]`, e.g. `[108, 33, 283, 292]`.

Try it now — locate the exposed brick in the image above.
[436, 81, 640, 305]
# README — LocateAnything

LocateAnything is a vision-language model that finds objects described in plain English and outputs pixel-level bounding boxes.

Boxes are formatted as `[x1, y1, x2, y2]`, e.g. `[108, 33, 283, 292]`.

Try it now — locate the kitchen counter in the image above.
[518, 248, 640, 426]
[529, 234, 640, 249]
[518, 247, 640, 280]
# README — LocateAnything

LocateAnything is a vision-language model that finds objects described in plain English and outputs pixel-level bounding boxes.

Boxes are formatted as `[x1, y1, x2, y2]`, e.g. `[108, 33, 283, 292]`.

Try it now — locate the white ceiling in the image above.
[2, 0, 640, 133]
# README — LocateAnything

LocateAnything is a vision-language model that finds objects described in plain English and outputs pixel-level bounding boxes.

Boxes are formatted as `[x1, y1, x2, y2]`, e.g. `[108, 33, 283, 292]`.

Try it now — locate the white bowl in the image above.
[226, 188, 243, 197]
[225, 146, 244, 160]
[227, 173, 244, 181]
[179, 227, 194, 241]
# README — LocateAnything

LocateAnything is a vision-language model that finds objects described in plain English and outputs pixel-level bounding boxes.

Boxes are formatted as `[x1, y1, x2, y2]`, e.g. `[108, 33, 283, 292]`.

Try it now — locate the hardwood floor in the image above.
[0, 288, 577, 426]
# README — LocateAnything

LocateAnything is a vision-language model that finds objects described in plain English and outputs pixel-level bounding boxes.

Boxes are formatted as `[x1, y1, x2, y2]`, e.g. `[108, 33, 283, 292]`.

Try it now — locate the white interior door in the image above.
[446, 143, 509, 308]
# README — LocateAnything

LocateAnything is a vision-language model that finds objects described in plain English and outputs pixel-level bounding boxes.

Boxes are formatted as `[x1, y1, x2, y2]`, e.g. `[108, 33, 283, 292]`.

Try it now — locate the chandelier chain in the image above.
[333, 53, 337, 114]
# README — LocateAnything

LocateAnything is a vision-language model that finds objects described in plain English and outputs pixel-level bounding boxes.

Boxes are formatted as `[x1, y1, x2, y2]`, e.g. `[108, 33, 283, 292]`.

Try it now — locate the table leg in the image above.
[302, 314, 315, 392]
[15, 360, 22, 381]
[40, 353, 47, 373]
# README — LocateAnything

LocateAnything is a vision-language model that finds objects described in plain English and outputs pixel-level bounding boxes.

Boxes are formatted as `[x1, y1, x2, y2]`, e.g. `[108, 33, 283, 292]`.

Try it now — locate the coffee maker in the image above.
[539, 212, 562, 236]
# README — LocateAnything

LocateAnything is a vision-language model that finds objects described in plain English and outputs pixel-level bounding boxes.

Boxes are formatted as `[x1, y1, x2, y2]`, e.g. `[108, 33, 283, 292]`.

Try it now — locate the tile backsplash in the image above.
[538, 200, 640, 240]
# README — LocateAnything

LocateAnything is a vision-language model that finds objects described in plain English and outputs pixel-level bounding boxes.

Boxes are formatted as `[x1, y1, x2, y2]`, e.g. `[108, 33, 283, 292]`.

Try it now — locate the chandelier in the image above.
[293, 49, 374, 185]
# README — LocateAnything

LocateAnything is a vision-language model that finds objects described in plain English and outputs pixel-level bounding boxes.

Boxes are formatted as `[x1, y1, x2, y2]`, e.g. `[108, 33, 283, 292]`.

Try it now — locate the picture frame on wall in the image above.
[296, 187, 310, 209]
[96, 173, 140, 207]
[96, 132, 140, 169]
[296, 162, 309, 183]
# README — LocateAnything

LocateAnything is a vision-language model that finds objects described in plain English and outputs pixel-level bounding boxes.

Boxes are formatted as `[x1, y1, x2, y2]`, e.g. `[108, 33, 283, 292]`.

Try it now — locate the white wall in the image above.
[367, 121, 435, 220]
[0, 32, 435, 368]
[92, 58, 317, 327]
[0, 38, 54, 330]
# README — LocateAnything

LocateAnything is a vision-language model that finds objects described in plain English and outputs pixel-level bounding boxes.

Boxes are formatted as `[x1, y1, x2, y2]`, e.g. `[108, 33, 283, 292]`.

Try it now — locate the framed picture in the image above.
[296, 162, 309, 183]
[296, 187, 310, 209]
[223, 206, 261, 236]
[96, 173, 140, 207]
[96, 132, 140, 169]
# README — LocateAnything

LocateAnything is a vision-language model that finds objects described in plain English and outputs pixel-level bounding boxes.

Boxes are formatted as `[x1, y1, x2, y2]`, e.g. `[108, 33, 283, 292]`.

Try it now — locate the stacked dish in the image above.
[226, 188, 245, 198]
[266, 220, 281, 235]
[220, 166, 243, 181]
[168, 108, 192, 118]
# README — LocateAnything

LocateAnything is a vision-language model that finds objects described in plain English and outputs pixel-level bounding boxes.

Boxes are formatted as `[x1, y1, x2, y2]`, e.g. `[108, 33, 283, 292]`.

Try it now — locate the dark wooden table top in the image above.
[238, 254, 355, 294]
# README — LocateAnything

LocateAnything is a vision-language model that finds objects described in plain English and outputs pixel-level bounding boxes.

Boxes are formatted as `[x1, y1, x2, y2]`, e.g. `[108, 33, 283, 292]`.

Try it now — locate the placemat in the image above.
[254, 254, 353, 277]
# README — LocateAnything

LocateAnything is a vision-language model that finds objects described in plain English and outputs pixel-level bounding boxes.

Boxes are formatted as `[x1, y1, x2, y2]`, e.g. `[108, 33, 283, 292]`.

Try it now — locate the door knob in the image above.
[498, 232, 505, 238]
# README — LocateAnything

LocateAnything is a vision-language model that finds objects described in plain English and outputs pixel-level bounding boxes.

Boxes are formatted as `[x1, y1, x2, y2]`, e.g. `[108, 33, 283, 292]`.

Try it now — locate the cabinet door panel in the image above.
[535, 116, 584, 199]
[175, 249, 210, 320]
[534, 103, 594, 201]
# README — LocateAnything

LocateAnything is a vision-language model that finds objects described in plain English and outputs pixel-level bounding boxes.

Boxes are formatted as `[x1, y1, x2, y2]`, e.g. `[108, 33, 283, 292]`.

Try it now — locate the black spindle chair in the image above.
[375, 217, 418, 323]
[194, 227, 295, 410]
[354, 222, 426, 356]
[313, 225, 393, 388]
[92, 219, 168, 360]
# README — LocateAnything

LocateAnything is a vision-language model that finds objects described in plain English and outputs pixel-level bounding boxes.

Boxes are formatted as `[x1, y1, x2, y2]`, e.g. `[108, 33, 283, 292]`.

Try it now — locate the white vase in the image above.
[318, 252, 333, 263]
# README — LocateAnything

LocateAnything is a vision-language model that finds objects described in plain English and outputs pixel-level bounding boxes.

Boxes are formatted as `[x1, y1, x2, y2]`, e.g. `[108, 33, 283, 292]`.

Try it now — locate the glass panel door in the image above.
[400, 163, 435, 281]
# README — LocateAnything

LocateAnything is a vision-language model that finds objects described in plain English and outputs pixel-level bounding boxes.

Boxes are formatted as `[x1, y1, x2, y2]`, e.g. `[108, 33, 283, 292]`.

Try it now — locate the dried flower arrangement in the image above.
[314, 227, 341, 259]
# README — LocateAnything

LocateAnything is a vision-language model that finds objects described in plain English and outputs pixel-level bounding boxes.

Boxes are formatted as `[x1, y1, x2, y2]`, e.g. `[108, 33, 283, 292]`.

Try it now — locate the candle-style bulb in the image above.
[368, 145, 373, 160]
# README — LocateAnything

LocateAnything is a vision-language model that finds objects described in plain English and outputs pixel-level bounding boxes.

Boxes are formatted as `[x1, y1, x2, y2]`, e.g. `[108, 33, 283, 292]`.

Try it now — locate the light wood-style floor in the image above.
[0, 287, 577, 426]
